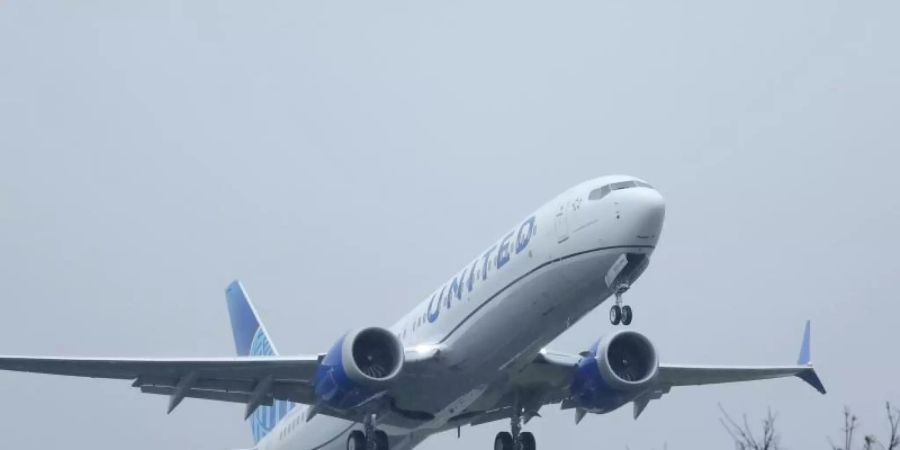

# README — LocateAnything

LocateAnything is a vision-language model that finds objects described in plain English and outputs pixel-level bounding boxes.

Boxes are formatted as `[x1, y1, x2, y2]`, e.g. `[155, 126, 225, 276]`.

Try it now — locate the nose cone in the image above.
[617, 187, 666, 246]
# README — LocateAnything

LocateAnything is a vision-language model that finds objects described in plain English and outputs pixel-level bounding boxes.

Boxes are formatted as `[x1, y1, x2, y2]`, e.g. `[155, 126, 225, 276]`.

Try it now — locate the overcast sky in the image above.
[1, 0, 898, 449]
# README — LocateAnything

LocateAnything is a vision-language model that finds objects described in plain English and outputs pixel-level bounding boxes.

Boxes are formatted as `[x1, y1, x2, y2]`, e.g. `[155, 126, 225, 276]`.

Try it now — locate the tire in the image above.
[610, 305, 622, 325]
[519, 432, 537, 450]
[495, 431, 514, 450]
[374, 430, 390, 450]
[621, 305, 633, 326]
[347, 430, 366, 450]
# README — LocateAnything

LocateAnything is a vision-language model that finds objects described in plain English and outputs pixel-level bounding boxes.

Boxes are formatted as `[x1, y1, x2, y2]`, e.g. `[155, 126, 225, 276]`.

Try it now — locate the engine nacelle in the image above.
[569, 330, 659, 413]
[313, 327, 405, 410]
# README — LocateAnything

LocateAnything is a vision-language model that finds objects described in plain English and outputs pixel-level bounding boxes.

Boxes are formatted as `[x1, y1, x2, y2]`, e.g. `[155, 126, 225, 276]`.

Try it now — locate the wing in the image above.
[456, 322, 824, 427]
[0, 347, 443, 421]
[657, 363, 825, 392]
[0, 355, 321, 417]
[657, 320, 826, 395]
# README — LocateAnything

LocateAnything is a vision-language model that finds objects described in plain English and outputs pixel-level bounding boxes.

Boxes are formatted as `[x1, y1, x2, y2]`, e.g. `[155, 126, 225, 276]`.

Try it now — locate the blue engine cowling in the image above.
[314, 327, 405, 411]
[569, 330, 659, 413]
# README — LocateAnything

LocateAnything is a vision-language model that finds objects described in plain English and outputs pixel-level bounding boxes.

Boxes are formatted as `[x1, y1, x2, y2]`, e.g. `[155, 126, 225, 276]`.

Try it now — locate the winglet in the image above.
[794, 321, 827, 394]
[797, 320, 812, 365]
[796, 368, 827, 395]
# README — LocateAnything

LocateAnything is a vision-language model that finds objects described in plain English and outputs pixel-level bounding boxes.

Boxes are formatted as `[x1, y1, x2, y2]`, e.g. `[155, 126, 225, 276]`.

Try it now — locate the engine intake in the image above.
[314, 327, 405, 410]
[346, 327, 405, 383]
[569, 330, 659, 414]
[599, 330, 658, 389]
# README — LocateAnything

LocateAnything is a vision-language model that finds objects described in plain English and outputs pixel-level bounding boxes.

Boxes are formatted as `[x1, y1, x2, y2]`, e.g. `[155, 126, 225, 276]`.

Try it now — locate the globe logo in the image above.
[250, 327, 278, 442]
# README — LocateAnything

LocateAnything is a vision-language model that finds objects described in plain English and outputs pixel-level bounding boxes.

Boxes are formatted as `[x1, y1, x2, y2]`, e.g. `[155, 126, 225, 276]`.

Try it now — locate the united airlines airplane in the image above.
[0, 175, 825, 450]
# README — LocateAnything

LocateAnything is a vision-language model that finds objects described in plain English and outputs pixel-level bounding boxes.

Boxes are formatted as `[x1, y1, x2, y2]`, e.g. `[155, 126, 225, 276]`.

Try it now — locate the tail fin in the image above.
[226, 280, 279, 357]
[225, 280, 293, 443]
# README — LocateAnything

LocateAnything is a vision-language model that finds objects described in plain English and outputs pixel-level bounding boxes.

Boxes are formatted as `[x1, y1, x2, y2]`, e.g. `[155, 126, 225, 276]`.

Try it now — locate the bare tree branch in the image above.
[719, 404, 780, 450]
[886, 402, 900, 450]
[829, 407, 860, 450]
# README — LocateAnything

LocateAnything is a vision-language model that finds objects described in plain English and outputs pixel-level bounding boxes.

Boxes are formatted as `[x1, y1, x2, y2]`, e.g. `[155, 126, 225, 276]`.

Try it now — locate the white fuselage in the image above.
[259, 175, 666, 450]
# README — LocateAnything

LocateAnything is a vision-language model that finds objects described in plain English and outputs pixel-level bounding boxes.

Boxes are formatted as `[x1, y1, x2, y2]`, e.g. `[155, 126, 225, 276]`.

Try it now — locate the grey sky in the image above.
[1, 0, 898, 448]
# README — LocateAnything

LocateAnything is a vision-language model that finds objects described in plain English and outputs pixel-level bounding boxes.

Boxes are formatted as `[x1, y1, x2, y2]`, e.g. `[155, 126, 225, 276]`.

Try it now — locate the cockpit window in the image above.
[588, 185, 611, 200]
[610, 181, 636, 191]
[589, 180, 653, 200]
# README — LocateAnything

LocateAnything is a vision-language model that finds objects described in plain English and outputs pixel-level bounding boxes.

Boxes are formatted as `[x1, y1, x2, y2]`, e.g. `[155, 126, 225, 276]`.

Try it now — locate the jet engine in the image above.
[569, 330, 659, 413]
[313, 327, 405, 410]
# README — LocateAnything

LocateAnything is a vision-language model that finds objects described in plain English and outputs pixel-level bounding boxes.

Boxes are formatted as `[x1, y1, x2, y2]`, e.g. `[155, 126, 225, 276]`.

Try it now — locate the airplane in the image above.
[0, 175, 825, 450]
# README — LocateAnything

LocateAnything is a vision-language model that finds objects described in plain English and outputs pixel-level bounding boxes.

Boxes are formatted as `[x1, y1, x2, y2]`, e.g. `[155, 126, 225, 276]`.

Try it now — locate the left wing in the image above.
[458, 321, 825, 427]
[0, 355, 321, 416]
[657, 320, 826, 394]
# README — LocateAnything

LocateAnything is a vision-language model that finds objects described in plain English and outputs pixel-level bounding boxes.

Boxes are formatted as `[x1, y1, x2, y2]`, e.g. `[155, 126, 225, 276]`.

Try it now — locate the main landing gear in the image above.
[493, 404, 537, 450]
[347, 414, 389, 450]
[609, 283, 633, 326]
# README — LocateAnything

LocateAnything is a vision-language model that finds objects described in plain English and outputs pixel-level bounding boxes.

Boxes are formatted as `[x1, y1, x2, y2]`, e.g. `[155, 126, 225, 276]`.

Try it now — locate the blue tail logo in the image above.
[225, 281, 294, 443]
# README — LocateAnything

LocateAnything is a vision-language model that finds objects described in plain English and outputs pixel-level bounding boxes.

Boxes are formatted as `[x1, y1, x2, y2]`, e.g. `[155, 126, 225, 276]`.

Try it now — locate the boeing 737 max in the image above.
[0, 175, 825, 450]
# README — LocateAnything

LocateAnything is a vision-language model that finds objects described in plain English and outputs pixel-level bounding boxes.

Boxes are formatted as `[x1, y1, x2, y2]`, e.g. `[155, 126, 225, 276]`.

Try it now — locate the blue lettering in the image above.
[516, 216, 536, 254]
[447, 270, 467, 308]
[497, 231, 514, 269]
[481, 245, 497, 280]
[467, 261, 478, 292]
[427, 289, 443, 323]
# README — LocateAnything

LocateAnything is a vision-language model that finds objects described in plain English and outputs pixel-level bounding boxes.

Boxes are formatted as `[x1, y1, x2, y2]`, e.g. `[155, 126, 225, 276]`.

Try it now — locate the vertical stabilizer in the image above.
[225, 280, 292, 443]
[226, 281, 279, 357]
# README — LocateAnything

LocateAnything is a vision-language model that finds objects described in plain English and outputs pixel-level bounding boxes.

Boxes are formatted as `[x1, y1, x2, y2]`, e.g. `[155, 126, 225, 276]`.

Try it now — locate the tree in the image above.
[719, 402, 898, 450]
[719, 405, 780, 450]
[828, 403, 899, 450]
[828, 407, 859, 450]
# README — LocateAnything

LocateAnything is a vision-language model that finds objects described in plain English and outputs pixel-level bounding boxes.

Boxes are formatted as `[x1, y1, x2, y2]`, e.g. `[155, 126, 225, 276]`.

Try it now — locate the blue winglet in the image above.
[794, 320, 827, 394]
[797, 320, 812, 365]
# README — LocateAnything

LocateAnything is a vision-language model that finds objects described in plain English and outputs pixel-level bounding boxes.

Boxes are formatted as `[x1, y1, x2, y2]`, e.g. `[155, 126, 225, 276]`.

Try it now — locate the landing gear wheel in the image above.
[621, 305, 633, 326]
[347, 431, 366, 450]
[494, 432, 514, 450]
[373, 430, 389, 450]
[519, 431, 536, 450]
[610, 305, 622, 325]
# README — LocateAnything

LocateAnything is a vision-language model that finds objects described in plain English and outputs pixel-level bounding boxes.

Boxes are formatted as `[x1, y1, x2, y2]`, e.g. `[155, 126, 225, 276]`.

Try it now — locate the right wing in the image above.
[0, 354, 322, 416]
[0, 348, 442, 419]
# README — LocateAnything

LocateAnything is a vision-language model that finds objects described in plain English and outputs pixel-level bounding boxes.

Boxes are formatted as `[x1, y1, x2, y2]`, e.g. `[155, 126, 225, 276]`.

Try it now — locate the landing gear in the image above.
[493, 430, 537, 450]
[346, 414, 390, 450]
[494, 432, 514, 450]
[621, 305, 633, 325]
[493, 401, 537, 450]
[519, 432, 536, 450]
[610, 284, 633, 326]
[347, 431, 366, 450]
[610, 305, 622, 325]
[373, 431, 389, 450]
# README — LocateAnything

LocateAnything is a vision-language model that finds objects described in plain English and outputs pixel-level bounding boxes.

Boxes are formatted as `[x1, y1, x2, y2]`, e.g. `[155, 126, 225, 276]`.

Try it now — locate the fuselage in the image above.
[260, 175, 666, 450]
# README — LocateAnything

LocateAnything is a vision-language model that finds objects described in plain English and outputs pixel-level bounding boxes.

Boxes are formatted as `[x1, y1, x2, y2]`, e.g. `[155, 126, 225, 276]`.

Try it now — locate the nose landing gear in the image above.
[609, 284, 633, 326]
